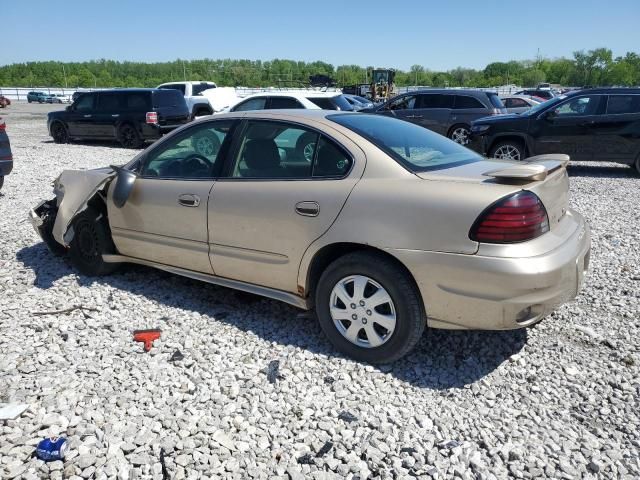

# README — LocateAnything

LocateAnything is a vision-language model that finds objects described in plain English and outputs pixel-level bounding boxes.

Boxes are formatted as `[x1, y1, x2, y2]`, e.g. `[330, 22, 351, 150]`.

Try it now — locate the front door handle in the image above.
[83, 114, 92, 118]
[112, 114, 120, 118]
[178, 194, 200, 207]
[295, 201, 319, 217]
[406, 114, 423, 119]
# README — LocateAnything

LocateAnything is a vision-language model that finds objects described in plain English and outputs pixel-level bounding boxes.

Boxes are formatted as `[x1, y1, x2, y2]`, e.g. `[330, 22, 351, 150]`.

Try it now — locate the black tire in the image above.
[489, 139, 526, 161]
[0, 176, 3, 191]
[448, 124, 471, 145]
[28, 99, 32, 103]
[634, 155, 640, 176]
[51, 121, 69, 144]
[118, 123, 144, 149]
[315, 251, 426, 364]
[68, 208, 119, 276]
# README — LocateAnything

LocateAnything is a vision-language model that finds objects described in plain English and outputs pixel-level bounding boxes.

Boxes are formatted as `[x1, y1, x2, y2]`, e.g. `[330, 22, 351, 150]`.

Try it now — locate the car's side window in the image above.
[74, 94, 95, 112]
[388, 95, 416, 111]
[140, 121, 234, 179]
[453, 95, 485, 109]
[606, 95, 640, 115]
[230, 121, 318, 179]
[269, 97, 304, 109]
[96, 93, 122, 112]
[417, 94, 454, 109]
[232, 97, 267, 112]
[313, 137, 353, 178]
[553, 95, 601, 117]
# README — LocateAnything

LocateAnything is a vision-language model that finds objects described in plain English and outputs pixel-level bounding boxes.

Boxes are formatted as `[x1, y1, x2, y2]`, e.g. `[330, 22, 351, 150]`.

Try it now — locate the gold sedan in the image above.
[30, 110, 591, 363]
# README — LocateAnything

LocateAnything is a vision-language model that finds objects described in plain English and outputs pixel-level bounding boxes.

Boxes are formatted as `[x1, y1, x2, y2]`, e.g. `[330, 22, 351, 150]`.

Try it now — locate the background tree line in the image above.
[1, 48, 639, 89]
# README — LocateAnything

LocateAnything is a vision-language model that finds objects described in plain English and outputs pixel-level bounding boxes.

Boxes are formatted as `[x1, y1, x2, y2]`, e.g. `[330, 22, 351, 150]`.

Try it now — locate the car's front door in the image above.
[207, 118, 364, 293]
[378, 94, 417, 123]
[530, 94, 605, 160]
[93, 92, 122, 138]
[107, 120, 236, 273]
[588, 94, 640, 162]
[66, 93, 96, 137]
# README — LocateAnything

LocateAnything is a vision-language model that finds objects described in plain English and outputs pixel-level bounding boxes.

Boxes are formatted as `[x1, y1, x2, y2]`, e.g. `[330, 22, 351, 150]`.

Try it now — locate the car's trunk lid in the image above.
[417, 154, 570, 231]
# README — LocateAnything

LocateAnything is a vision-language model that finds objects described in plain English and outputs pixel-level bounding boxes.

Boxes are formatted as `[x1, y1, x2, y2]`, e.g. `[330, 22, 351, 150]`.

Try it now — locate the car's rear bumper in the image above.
[389, 209, 591, 330]
[0, 159, 13, 176]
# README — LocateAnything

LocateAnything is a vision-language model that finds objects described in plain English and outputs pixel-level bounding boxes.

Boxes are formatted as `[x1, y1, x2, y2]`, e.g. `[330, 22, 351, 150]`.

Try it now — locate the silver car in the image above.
[29, 111, 590, 363]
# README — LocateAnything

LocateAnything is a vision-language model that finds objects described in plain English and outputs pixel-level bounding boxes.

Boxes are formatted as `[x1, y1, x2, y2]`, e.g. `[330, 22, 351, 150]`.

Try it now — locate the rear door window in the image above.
[268, 97, 304, 109]
[232, 97, 268, 112]
[417, 94, 454, 109]
[96, 93, 122, 112]
[606, 95, 640, 114]
[454, 95, 485, 109]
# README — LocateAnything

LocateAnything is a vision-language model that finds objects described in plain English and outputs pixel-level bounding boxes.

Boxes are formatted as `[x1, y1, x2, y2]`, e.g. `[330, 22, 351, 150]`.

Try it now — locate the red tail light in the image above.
[0, 119, 5, 130]
[470, 191, 549, 243]
[146, 112, 158, 125]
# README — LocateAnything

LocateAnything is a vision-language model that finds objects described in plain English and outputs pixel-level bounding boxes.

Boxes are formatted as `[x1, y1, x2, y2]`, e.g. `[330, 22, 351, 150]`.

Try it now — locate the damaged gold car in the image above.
[29, 111, 591, 363]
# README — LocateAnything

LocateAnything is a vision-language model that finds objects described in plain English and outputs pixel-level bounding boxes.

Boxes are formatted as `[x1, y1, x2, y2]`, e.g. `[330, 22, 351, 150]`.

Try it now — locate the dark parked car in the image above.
[514, 89, 555, 100]
[469, 88, 640, 174]
[27, 91, 48, 103]
[47, 89, 190, 148]
[364, 89, 507, 145]
[0, 117, 13, 191]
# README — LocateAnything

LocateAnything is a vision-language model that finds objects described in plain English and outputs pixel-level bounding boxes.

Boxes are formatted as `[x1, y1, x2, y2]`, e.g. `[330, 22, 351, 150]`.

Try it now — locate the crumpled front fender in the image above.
[51, 168, 116, 246]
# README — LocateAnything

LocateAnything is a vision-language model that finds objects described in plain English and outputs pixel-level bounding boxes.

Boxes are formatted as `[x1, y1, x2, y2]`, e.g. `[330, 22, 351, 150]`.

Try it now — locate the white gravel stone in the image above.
[0, 102, 639, 479]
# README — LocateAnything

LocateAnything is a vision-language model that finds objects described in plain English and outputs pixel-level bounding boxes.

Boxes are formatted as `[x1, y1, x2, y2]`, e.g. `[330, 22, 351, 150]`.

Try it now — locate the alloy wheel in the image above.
[329, 275, 397, 348]
[120, 126, 136, 148]
[493, 145, 521, 161]
[303, 142, 316, 162]
[451, 127, 470, 145]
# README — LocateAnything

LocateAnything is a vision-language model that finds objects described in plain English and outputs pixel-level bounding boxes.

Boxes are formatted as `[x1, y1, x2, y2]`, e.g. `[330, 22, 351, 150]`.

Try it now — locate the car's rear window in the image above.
[308, 95, 354, 111]
[329, 114, 481, 172]
[487, 93, 505, 109]
[153, 90, 184, 107]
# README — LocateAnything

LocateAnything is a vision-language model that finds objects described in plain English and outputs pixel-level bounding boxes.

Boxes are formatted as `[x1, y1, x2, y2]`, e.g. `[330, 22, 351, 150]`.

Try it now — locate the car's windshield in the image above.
[329, 114, 481, 172]
[524, 95, 566, 116]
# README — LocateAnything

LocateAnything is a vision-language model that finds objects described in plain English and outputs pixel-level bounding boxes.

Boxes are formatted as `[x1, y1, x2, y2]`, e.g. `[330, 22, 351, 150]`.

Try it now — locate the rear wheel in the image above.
[634, 155, 640, 176]
[315, 251, 426, 364]
[489, 140, 526, 161]
[0, 176, 4, 190]
[51, 122, 69, 144]
[68, 208, 119, 276]
[118, 123, 143, 149]
[448, 124, 471, 145]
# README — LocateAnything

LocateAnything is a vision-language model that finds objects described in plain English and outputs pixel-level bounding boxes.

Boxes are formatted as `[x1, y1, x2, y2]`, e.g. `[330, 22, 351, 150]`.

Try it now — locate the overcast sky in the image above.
[3, 0, 639, 70]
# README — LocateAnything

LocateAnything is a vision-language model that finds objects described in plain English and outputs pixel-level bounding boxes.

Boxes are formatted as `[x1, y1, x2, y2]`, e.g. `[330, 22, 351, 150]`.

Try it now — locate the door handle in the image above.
[406, 115, 423, 119]
[111, 114, 120, 118]
[178, 194, 200, 207]
[83, 114, 92, 118]
[295, 201, 319, 217]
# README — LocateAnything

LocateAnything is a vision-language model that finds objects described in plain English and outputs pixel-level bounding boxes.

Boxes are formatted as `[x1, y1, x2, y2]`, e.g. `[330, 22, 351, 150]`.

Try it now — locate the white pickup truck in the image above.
[156, 81, 217, 118]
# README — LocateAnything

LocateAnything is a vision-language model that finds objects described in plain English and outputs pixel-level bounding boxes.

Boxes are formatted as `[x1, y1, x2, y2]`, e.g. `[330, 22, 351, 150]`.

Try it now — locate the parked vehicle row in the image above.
[30, 110, 591, 363]
[470, 88, 640, 173]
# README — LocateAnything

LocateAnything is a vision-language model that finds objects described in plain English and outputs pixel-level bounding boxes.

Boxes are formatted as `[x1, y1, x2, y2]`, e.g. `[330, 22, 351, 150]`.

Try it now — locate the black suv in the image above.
[363, 89, 506, 145]
[48, 89, 190, 148]
[469, 88, 640, 174]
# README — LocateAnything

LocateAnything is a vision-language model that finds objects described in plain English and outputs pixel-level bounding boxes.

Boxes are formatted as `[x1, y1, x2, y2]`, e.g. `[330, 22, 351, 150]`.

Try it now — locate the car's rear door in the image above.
[207, 117, 365, 293]
[588, 94, 640, 162]
[530, 94, 605, 160]
[107, 120, 237, 273]
[413, 93, 454, 135]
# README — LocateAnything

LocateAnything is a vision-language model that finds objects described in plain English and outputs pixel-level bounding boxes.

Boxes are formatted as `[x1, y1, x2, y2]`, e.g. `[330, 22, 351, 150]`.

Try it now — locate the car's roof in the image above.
[566, 87, 640, 95]
[195, 109, 352, 123]
[500, 94, 538, 100]
[239, 90, 343, 99]
[401, 88, 492, 96]
[158, 81, 216, 86]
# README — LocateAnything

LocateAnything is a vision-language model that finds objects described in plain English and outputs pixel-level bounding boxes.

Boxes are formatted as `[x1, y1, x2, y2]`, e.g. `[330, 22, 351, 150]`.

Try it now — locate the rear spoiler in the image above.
[483, 154, 570, 182]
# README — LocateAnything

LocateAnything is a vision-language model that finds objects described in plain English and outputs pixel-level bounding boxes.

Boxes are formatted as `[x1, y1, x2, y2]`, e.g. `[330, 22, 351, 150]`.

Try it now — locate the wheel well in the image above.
[193, 105, 213, 116]
[488, 136, 527, 156]
[306, 243, 423, 304]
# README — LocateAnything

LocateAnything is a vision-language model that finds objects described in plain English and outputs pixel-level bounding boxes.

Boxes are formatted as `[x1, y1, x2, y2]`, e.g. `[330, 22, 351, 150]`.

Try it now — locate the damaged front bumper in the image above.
[29, 199, 67, 255]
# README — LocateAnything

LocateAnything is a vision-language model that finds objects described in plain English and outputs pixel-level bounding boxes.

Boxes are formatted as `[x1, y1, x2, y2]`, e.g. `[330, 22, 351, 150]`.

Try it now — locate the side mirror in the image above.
[110, 165, 138, 208]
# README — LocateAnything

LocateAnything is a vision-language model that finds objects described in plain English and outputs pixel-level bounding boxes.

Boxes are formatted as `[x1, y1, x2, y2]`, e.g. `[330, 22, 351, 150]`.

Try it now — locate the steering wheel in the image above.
[182, 153, 214, 176]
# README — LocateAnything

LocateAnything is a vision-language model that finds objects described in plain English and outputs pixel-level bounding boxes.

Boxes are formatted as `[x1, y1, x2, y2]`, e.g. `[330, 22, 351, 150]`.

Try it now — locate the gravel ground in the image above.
[0, 102, 639, 480]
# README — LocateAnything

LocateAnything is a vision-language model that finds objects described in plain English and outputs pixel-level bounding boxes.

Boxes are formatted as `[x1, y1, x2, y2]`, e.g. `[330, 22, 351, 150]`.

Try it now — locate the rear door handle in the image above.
[295, 201, 319, 217]
[83, 114, 92, 118]
[178, 194, 200, 207]
[111, 114, 120, 118]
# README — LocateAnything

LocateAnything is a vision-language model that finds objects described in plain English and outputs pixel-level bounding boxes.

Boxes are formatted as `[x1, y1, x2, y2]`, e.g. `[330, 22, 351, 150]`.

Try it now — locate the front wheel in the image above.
[68, 208, 119, 276]
[51, 122, 69, 144]
[315, 252, 426, 364]
[448, 125, 471, 145]
[489, 140, 526, 161]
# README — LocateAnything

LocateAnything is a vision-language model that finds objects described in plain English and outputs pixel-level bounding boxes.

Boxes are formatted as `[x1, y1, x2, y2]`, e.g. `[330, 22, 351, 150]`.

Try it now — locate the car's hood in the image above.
[473, 113, 525, 124]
